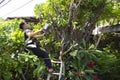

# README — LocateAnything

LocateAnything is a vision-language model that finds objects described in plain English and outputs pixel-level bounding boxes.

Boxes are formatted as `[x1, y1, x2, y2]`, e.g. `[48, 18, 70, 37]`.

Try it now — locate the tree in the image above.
[34, 0, 120, 80]
[34, 0, 116, 58]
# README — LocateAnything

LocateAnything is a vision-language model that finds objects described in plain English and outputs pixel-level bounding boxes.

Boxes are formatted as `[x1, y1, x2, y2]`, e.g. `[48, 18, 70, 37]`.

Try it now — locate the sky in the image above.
[0, 0, 47, 19]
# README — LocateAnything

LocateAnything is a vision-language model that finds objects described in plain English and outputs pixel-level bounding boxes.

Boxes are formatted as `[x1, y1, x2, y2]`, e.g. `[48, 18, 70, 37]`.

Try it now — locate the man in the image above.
[19, 22, 53, 73]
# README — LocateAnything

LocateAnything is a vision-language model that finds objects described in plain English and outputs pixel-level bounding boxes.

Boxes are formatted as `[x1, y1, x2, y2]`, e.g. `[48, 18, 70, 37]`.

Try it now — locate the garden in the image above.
[0, 0, 120, 80]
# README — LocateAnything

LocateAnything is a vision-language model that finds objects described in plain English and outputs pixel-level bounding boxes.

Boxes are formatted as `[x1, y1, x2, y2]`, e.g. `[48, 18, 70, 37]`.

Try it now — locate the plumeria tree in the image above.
[34, 0, 120, 79]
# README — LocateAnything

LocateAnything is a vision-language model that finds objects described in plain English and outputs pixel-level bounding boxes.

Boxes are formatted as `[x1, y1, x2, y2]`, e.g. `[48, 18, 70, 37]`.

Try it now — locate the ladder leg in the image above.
[47, 73, 51, 80]
[58, 62, 63, 80]
[47, 61, 65, 80]
[62, 62, 65, 75]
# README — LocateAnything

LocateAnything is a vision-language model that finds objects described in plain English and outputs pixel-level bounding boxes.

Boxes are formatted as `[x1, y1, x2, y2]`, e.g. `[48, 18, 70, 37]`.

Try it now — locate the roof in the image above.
[6, 16, 40, 24]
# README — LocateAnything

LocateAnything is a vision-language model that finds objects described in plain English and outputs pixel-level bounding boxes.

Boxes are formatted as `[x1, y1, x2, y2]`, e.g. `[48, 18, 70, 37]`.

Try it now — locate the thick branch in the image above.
[68, 0, 74, 25]
[83, 1, 107, 43]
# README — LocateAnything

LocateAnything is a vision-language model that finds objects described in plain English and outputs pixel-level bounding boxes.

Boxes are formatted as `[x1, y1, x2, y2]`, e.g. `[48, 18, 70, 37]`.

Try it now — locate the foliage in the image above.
[0, 19, 48, 80]
[67, 43, 100, 80]
[95, 33, 120, 80]
[95, 51, 120, 80]
[99, 1, 120, 24]
[0, 0, 120, 79]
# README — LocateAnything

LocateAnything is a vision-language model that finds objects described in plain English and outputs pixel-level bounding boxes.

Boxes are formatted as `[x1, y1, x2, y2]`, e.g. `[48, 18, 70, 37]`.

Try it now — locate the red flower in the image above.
[93, 77, 100, 80]
[74, 71, 80, 76]
[87, 61, 95, 68]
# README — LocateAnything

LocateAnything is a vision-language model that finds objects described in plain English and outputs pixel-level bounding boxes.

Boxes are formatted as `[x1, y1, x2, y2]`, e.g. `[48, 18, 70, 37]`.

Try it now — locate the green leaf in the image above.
[85, 69, 95, 73]
[70, 50, 78, 57]
[89, 44, 95, 49]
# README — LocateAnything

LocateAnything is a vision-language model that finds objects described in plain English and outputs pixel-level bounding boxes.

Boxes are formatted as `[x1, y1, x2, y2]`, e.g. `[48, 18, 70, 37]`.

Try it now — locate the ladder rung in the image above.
[47, 60, 65, 80]
[51, 61, 62, 63]
[52, 73, 64, 75]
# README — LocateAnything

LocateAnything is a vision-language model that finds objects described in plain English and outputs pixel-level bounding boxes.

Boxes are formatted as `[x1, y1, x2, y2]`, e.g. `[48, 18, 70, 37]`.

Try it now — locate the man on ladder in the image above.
[19, 22, 54, 73]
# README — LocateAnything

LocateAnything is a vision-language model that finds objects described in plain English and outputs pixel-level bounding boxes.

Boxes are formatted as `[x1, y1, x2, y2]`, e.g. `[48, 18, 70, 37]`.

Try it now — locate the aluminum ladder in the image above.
[47, 61, 65, 80]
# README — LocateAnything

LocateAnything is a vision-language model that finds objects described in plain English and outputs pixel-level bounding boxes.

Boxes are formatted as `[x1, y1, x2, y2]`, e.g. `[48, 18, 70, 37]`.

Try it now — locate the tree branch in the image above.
[68, 0, 74, 24]
[76, 0, 82, 8]
[83, 1, 107, 43]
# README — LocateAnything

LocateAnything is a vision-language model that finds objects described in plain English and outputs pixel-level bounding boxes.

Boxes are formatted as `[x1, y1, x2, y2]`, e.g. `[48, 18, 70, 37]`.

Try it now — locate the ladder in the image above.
[47, 61, 65, 80]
